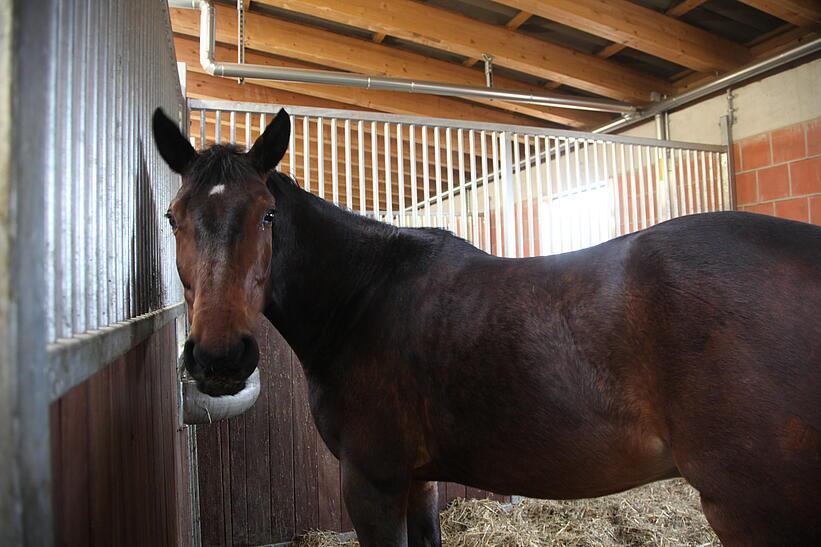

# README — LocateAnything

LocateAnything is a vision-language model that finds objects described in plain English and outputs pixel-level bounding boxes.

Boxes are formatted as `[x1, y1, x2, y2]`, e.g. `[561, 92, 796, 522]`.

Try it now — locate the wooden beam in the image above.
[252, 0, 671, 103]
[737, 0, 821, 29]
[171, 15, 611, 129]
[597, 0, 711, 60]
[174, 36, 547, 127]
[495, 0, 750, 72]
[464, 10, 533, 67]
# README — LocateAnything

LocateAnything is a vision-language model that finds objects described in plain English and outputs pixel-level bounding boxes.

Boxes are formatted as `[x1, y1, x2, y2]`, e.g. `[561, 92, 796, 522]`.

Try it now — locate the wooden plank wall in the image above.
[50, 321, 193, 547]
[197, 318, 507, 546]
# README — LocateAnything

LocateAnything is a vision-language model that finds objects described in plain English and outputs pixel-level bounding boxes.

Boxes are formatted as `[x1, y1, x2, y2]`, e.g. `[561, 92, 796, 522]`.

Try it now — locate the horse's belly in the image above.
[419, 424, 678, 500]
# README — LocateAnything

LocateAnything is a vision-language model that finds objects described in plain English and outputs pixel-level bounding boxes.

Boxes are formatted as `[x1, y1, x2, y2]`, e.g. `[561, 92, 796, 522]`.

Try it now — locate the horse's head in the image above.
[152, 108, 290, 396]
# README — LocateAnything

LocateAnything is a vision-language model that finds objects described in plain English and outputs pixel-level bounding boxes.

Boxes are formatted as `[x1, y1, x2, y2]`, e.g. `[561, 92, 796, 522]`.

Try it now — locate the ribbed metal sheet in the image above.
[46, 0, 185, 343]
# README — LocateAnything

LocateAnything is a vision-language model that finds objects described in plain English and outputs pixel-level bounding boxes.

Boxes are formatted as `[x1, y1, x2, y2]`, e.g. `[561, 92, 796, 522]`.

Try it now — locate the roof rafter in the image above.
[171, 8, 611, 128]
[252, 0, 672, 103]
[737, 0, 821, 29]
[495, 0, 751, 72]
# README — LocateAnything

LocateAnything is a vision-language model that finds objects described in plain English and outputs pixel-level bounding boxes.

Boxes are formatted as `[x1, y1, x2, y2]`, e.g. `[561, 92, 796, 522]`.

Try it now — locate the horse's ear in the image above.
[153, 108, 197, 175]
[248, 108, 290, 175]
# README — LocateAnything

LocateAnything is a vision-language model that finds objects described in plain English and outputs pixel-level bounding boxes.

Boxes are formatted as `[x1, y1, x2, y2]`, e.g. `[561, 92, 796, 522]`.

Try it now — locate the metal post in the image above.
[482, 53, 494, 88]
[720, 90, 737, 211]
[499, 132, 517, 258]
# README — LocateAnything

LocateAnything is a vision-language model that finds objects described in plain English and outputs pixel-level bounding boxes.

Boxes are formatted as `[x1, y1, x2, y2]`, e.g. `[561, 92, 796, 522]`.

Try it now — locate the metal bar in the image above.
[645, 146, 655, 226]
[446, 128, 455, 233]
[317, 117, 324, 199]
[397, 124, 405, 227]
[410, 125, 418, 228]
[481, 131, 491, 253]
[499, 132, 517, 258]
[469, 130, 480, 248]
[331, 118, 339, 205]
[187, 99, 725, 152]
[229, 110, 236, 144]
[245, 112, 251, 149]
[513, 135, 524, 256]
[302, 116, 311, 192]
[371, 121, 379, 219]
[422, 126, 431, 226]
[524, 136, 535, 257]
[544, 137, 555, 253]
[48, 302, 186, 401]
[434, 127, 443, 224]
[385, 122, 393, 223]
[344, 119, 352, 209]
[302, 115, 310, 192]
[492, 132, 502, 256]
[357, 120, 365, 212]
[288, 113, 295, 176]
[720, 114, 737, 210]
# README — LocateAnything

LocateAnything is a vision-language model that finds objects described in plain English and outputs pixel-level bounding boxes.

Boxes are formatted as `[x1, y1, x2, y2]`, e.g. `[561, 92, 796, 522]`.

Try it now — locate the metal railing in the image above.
[189, 99, 731, 260]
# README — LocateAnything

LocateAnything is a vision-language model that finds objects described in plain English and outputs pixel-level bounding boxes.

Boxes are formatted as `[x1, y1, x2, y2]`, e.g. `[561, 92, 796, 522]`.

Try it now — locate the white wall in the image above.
[620, 57, 821, 144]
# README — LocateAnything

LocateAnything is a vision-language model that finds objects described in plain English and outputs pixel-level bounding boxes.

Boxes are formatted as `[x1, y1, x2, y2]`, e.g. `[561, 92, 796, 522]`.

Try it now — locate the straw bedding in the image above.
[294, 478, 720, 547]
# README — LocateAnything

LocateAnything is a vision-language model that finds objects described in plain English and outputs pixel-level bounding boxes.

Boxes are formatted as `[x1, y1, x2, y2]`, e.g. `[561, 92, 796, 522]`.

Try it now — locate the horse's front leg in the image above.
[342, 461, 409, 547]
[407, 480, 441, 547]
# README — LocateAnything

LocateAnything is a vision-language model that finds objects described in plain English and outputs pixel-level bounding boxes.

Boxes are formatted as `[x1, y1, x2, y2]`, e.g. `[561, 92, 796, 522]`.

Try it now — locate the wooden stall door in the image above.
[197, 318, 507, 546]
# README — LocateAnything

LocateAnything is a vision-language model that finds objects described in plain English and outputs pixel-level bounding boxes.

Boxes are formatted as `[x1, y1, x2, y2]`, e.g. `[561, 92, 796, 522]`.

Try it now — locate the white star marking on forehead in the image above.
[209, 184, 225, 196]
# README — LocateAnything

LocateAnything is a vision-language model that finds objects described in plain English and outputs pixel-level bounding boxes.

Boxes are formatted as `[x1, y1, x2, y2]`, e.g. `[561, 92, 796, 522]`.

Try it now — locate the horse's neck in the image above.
[264, 196, 396, 365]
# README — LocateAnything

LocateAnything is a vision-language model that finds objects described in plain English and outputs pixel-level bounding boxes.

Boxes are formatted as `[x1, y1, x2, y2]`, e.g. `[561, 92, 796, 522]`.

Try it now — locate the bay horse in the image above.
[153, 108, 821, 546]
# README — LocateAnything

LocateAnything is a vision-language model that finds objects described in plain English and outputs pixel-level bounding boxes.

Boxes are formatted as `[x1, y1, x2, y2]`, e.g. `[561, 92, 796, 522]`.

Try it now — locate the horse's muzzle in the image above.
[184, 335, 260, 396]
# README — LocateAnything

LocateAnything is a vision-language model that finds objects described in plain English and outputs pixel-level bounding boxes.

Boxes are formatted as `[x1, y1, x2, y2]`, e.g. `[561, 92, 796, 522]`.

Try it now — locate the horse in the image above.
[153, 107, 821, 546]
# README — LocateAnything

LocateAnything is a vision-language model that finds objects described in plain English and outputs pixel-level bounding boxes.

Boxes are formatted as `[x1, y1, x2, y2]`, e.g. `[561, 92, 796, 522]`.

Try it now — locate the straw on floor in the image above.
[294, 478, 720, 547]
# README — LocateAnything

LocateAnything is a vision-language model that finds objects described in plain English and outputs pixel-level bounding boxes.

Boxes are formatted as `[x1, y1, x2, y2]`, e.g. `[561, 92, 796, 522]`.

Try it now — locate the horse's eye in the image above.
[165, 212, 177, 230]
[262, 209, 275, 225]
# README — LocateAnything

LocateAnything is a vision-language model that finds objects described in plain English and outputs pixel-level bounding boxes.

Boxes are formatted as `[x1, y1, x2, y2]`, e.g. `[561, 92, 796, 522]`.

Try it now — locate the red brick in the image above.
[735, 171, 758, 206]
[789, 156, 821, 196]
[757, 164, 790, 201]
[740, 133, 771, 170]
[745, 202, 775, 216]
[771, 125, 806, 164]
[810, 195, 821, 226]
[732, 143, 742, 174]
[807, 119, 821, 157]
[774, 197, 810, 223]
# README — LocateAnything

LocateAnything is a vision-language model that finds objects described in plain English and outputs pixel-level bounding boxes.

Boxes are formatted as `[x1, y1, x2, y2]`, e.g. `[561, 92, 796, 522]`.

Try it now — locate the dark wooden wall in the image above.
[197, 319, 506, 546]
[50, 321, 193, 547]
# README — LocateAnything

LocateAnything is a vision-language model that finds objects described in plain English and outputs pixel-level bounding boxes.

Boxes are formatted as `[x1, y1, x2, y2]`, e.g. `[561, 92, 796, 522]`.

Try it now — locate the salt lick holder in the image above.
[178, 354, 261, 425]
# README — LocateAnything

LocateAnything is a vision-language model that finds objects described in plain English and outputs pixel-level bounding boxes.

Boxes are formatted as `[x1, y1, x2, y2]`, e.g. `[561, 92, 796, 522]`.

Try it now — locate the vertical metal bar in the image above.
[561, 138, 571, 252]
[317, 117, 325, 199]
[469, 130, 480, 247]
[371, 121, 380, 219]
[544, 137, 555, 254]
[199, 109, 206, 150]
[331, 119, 339, 205]
[602, 140, 616, 240]
[245, 112, 251, 150]
[645, 146, 655, 226]
[434, 128, 443, 224]
[572, 138, 582, 250]
[700, 150, 709, 213]
[628, 145, 639, 233]
[445, 128, 455, 234]
[356, 120, 365, 213]
[422, 126, 430, 226]
[344, 119, 352, 209]
[410, 125, 418, 228]
[524, 136, 535, 257]
[708, 151, 717, 211]
[384, 122, 393, 225]
[492, 132, 502, 256]
[533, 136, 544, 255]
[481, 131, 491, 253]
[499, 132, 517, 258]
[288, 114, 295, 176]
[303, 116, 310, 192]
[685, 149, 694, 215]
[397, 124, 405, 227]
[513, 134, 524, 256]
[592, 140, 603, 243]
[636, 145, 647, 230]
[582, 139, 593, 247]
[720, 114, 736, 210]
[229, 110, 236, 144]
[457, 129, 467, 238]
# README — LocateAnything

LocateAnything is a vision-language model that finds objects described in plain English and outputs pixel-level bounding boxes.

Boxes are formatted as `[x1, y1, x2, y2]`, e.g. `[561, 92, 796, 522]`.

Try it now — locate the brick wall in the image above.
[734, 118, 821, 224]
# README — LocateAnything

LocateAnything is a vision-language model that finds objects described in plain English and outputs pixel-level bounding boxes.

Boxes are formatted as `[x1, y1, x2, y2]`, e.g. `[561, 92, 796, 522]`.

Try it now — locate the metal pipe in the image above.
[595, 37, 821, 133]
[167, 0, 634, 114]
